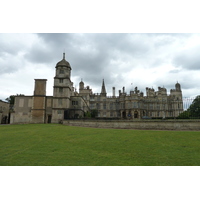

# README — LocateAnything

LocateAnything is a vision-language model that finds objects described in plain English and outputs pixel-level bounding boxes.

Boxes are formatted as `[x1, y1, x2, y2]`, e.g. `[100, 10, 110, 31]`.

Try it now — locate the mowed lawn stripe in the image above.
[0, 124, 200, 166]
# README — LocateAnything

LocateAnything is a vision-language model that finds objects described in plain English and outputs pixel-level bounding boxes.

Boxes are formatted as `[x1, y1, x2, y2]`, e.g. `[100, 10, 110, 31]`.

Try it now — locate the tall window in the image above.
[96, 103, 100, 109]
[59, 79, 63, 83]
[133, 102, 138, 108]
[115, 103, 119, 109]
[60, 69, 64, 74]
[58, 99, 62, 106]
[57, 110, 62, 114]
[110, 103, 113, 110]
[72, 101, 78, 106]
[90, 104, 94, 109]
[162, 104, 165, 109]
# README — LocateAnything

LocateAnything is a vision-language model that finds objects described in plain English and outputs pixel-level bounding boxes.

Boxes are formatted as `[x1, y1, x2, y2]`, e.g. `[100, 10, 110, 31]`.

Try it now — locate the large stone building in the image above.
[10, 53, 183, 124]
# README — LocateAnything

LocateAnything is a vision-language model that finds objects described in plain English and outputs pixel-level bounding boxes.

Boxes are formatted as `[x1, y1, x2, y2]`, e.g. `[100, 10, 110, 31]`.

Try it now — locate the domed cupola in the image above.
[56, 53, 71, 69]
[79, 79, 84, 90]
[175, 82, 181, 91]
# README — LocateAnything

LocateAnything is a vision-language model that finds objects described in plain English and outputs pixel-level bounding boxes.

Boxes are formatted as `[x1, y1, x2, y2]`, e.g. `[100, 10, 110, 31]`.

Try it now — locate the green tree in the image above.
[84, 110, 98, 118]
[188, 95, 200, 118]
[177, 110, 190, 119]
[5, 95, 15, 105]
[178, 95, 200, 119]
[91, 109, 98, 118]
[85, 111, 91, 118]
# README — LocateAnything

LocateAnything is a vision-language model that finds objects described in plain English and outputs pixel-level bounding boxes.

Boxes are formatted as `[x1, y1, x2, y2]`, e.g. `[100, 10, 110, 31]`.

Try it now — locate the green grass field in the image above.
[0, 124, 200, 166]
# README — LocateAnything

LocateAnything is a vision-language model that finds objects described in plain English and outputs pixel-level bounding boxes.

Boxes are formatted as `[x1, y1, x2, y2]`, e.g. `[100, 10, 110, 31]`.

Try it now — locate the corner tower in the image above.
[170, 82, 183, 117]
[52, 53, 74, 123]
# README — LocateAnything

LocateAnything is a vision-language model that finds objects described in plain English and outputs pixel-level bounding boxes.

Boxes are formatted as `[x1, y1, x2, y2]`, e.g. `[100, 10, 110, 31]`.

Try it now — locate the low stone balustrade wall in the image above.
[63, 119, 200, 131]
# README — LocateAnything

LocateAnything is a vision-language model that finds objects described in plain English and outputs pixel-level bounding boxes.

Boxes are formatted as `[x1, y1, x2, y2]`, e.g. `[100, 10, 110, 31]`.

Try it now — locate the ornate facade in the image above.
[11, 54, 183, 124]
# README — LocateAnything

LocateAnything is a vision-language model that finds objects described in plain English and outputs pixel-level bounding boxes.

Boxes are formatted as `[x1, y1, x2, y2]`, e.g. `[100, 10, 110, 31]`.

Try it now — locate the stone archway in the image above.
[122, 111, 126, 119]
[47, 115, 52, 123]
[128, 110, 132, 119]
[134, 111, 138, 119]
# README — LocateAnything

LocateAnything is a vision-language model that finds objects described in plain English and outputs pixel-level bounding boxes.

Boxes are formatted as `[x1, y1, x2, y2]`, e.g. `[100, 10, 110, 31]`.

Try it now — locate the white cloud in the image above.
[1, 33, 200, 100]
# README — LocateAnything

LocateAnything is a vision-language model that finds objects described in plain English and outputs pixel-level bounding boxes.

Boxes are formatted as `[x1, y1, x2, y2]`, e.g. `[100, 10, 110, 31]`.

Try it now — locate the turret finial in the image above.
[63, 52, 65, 59]
[100, 79, 107, 96]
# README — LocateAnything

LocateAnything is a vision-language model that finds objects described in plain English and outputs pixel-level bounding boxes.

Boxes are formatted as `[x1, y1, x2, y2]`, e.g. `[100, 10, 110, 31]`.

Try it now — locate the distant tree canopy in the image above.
[178, 95, 200, 119]
[189, 96, 200, 117]
[5, 95, 15, 105]
[91, 109, 98, 118]
[84, 109, 98, 118]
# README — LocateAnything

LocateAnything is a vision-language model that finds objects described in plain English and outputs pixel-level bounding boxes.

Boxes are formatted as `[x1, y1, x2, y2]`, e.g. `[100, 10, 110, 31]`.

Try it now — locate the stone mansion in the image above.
[10, 53, 183, 124]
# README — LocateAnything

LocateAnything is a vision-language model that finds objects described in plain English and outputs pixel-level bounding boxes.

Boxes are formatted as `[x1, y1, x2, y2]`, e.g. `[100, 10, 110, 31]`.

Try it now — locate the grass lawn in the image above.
[0, 124, 200, 166]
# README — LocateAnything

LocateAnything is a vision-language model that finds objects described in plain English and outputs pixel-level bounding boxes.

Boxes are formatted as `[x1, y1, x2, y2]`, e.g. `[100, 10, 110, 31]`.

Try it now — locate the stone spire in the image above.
[100, 79, 107, 96]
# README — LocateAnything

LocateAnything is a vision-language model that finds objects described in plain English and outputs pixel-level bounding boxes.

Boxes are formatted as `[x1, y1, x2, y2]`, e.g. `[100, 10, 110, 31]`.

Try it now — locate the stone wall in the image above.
[63, 120, 200, 131]
[31, 96, 46, 123]
[0, 100, 9, 124]
[10, 96, 32, 124]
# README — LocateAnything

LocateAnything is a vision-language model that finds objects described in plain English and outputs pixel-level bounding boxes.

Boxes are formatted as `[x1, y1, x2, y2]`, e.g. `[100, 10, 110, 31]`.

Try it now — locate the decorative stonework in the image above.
[10, 54, 183, 124]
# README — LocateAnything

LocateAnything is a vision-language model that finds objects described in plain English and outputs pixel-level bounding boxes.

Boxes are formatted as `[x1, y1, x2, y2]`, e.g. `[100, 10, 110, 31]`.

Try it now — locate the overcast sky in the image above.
[1, 33, 200, 100]
[1, 1, 200, 199]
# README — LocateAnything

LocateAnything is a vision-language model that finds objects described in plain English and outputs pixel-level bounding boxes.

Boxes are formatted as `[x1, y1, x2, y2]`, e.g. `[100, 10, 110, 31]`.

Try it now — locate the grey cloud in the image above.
[28, 34, 153, 80]
[0, 34, 28, 74]
[0, 36, 23, 56]
[37, 33, 73, 46]
[67, 34, 154, 89]
[24, 34, 74, 65]
[0, 63, 17, 74]
[37, 33, 152, 62]
[2, 33, 199, 99]
[0, 53, 24, 74]
[93, 33, 152, 57]
[0, 46, 17, 57]
[150, 33, 192, 47]
[169, 69, 181, 73]
[25, 47, 53, 64]
[173, 49, 200, 70]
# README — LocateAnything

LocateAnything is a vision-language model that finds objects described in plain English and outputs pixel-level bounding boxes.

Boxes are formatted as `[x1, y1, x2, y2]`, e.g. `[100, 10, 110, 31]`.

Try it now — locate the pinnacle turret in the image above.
[100, 79, 107, 96]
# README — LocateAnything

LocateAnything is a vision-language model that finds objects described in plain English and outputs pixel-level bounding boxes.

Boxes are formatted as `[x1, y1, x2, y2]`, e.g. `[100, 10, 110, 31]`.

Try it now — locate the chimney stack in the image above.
[123, 87, 125, 94]
[112, 87, 115, 97]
